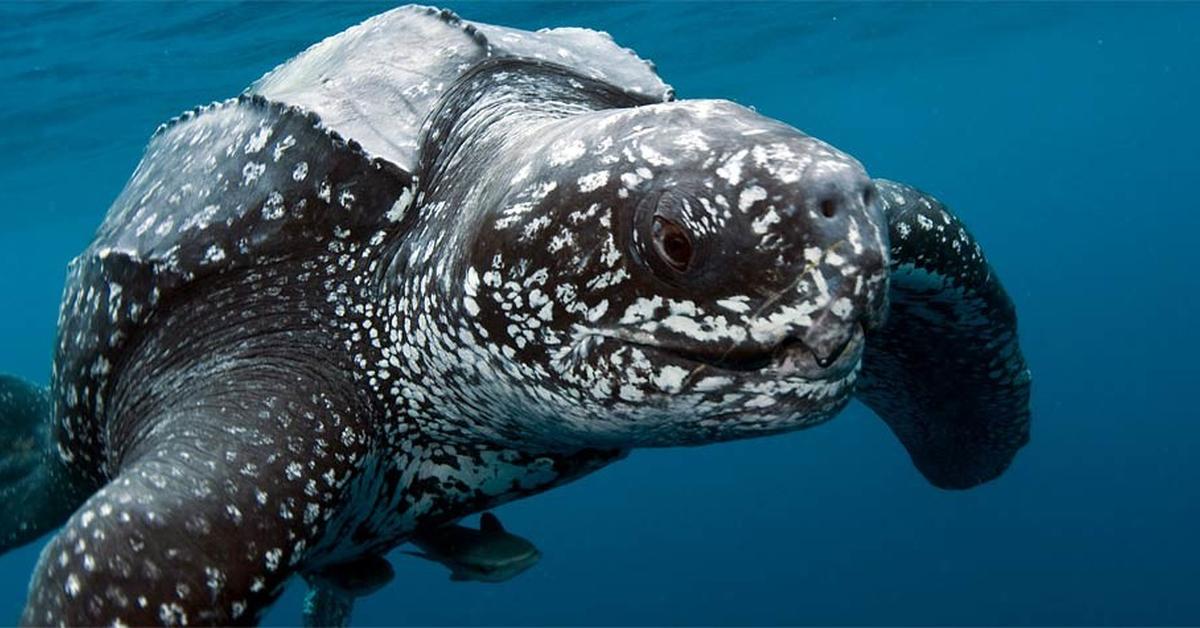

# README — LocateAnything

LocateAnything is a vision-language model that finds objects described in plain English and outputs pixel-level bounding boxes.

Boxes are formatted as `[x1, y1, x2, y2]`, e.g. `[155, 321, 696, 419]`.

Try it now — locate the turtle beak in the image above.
[799, 310, 859, 368]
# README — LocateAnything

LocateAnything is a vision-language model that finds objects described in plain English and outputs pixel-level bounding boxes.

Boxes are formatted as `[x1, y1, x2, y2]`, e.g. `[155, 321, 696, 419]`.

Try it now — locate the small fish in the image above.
[406, 512, 541, 583]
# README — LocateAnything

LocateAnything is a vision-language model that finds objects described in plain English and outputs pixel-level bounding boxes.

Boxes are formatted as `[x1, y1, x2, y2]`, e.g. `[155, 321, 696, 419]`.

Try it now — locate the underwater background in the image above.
[0, 1, 1197, 625]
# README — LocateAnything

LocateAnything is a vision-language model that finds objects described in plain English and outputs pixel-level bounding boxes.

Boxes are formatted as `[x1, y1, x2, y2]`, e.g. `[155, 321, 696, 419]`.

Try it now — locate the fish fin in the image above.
[479, 511, 504, 533]
[401, 550, 436, 562]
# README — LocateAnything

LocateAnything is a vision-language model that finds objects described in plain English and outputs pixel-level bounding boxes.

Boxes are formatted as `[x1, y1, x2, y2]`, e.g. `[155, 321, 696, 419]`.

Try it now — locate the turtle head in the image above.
[434, 96, 890, 449]
[411, 61, 888, 448]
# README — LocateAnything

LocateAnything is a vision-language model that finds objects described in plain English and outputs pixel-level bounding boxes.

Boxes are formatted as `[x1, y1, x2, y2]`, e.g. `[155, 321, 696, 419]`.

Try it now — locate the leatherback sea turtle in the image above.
[0, 5, 1030, 626]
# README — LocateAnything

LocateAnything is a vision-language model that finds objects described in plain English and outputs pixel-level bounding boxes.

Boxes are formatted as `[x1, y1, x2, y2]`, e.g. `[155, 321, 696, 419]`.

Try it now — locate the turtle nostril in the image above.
[819, 197, 839, 219]
[862, 185, 877, 208]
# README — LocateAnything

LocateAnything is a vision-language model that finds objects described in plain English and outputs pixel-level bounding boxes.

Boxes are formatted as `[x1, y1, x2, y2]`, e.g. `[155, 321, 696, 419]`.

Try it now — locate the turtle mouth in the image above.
[635, 325, 865, 380]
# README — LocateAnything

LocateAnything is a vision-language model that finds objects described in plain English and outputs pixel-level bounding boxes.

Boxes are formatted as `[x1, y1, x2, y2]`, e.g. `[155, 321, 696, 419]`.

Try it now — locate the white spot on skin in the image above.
[831, 297, 853, 319]
[244, 126, 272, 154]
[272, 134, 296, 161]
[654, 365, 690, 393]
[746, 395, 777, 408]
[620, 296, 664, 325]
[695, 376, 734, 392]
[549, 139, 587, 166]
[265, 548, 283, 572]
[262, 190, 285, 220]
[619, 384, 644, 402]
[159, 603, 187, 625]
[203, 245, 226, 264]
[751, 207, 781, 235]
[639, 143, 674, 166]
[586, 299, 609, 323]
[738, 185, 768, 212]
[716, 149, 748, 185]
[134, 213, 158, 237]
[511, 163, 532, 184]
[577, 170, 610, 193]
[716, 298, 751, 313]
[65, 573, 81, 597]
[387, 188, 414, 222]
[242, 162, 265, 186]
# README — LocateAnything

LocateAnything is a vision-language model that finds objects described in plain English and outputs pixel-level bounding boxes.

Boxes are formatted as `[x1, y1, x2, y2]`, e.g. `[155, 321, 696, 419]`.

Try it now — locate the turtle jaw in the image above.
[626, 323, 865, 384]
[527, 327, 866, 449]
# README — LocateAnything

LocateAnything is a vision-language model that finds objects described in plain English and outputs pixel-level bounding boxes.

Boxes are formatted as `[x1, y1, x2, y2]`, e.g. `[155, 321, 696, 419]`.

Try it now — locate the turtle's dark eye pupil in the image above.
[653, 216, 693, 272]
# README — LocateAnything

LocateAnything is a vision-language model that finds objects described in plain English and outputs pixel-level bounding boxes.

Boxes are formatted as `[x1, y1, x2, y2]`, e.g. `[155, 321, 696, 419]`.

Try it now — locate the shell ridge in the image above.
[55, 95, 416, 476]
[247, 5, 672, 170]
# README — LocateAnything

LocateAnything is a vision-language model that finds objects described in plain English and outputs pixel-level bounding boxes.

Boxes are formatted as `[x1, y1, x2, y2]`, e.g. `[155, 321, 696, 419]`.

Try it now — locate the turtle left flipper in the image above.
[300, 513, 541, 625]
[302, 555, 394, 628]
[0, 375, 87, 554]
[857, 180, 1032, 490]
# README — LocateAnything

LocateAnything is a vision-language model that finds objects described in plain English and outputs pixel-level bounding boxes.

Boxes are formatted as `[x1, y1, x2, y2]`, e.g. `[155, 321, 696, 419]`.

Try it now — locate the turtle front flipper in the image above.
[0, 375, 87, 554]
[20, 282, 376, 626]
[857, 180, 1031, 490]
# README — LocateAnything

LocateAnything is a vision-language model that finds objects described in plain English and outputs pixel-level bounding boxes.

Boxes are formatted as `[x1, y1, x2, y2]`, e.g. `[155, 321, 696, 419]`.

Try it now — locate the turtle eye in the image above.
[652, 216, 694, 272]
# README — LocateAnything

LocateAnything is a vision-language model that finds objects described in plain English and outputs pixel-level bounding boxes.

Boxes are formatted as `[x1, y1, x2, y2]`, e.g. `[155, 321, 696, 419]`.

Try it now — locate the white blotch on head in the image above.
[737, 185, 767, 212]
[654, 365, 690, 394]
[549, 139, 587, 166]
[716, 149, 748, 185]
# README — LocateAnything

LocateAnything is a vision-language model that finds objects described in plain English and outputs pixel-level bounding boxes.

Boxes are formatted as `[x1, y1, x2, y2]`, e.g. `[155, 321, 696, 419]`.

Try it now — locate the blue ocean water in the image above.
[0, 1, 1197, 625]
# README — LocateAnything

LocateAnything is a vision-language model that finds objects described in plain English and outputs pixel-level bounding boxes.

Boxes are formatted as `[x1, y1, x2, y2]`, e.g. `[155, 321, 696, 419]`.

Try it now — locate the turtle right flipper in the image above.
[0, 375, 84, 554]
